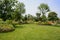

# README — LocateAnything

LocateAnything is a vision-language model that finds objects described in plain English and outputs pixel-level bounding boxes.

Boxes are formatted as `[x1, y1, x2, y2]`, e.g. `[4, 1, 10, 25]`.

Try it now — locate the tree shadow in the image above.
[14, 25, 24, 28]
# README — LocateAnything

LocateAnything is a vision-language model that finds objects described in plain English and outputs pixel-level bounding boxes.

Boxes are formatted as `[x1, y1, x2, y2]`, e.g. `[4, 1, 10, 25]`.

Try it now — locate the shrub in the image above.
[55, 24, 60, 27]
[0, 19, 15, 32]
[38, 21, 54, 25]
[0, 18, 3, 21]
[0, 24, 15, 32]
[57, 20, 60, 24]
[12, 21, 19, 25]
[27, 20, 34, 24]
[0, 19, 5, 24]
[5, 20, 12, 24]
[45, 21, 53, 25]
[6, 20, 19, 27]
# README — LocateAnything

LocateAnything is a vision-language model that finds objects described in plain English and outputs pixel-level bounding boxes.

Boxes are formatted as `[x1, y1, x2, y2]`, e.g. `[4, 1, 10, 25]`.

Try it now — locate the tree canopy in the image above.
[0, 0, 18, 21]
[48, 12, 59, 21]
[38, 3, 50, 14]
[0, 0, 25, 21]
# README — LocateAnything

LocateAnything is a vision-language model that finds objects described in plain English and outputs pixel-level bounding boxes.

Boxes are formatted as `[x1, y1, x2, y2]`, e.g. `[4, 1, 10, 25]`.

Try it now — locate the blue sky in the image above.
[18, 0, 60, 17]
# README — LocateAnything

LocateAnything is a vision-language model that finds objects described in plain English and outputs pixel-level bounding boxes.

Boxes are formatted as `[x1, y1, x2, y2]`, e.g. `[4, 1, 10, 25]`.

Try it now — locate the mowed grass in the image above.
[0, 24, 60, 40]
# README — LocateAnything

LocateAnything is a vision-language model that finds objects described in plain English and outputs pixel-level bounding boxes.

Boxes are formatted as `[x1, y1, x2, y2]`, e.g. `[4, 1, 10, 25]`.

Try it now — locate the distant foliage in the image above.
[48, 12, 59, 22]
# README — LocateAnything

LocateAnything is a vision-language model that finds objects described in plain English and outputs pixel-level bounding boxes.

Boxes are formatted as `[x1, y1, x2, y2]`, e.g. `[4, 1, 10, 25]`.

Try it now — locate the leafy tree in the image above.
[0, 0, 17, 21]
[38, 3, 50, 14]
[36, 13, 41, 21]
[12, 2, 25, 21]
[48, 12, 59, 22]
[41, 15, 47, 22]
[24, 15, 28, 21]
[38, 3, 50, 22]
[27, 14, 33, 21]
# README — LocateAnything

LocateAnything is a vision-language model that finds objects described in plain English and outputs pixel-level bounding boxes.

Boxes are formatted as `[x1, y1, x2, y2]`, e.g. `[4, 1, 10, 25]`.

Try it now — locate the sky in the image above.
[18, 0, 60, 17]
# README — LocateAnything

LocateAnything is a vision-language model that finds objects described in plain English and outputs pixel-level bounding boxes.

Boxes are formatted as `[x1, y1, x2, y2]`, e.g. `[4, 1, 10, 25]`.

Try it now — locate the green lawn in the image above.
[0, 24, 60, 40]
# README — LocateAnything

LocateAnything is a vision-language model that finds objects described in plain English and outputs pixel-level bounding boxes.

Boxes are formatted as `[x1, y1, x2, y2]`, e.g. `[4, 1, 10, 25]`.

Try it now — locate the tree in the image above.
[36, 13, 41, 21]
[38, 3, 50, 15]
[38, 3, 50, 22]
[12, 2, 25, 21]
[27, 14, 33, 21]
[48, 12, 59, 22]
[41, 15, 47, 22]
[0, 0, 17, 21]
[24, 15, 28, 21]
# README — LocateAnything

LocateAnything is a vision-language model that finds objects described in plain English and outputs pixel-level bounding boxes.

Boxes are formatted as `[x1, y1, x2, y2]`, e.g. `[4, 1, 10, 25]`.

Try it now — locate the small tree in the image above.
[48, 12, 59, 23]
[24, 15, 28, 21]
[27, 14, 33, 21]
[36, 13, 41, 21]
[41, 15, 47, 22]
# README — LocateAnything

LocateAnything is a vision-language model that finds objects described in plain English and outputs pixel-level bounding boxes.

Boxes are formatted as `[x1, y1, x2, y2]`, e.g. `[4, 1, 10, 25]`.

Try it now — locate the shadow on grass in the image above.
[15, 25, 24, 28]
